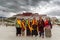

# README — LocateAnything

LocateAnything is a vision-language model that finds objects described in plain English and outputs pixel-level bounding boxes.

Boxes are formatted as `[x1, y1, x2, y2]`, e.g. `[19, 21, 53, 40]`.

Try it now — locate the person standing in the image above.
[21, 20, 26, 36]
[26, 19, 31, 36]
[44, 18, 52, 37]
[32, 17, 38, 37]
[16, 18, 22, 36]
[38, 16, 45, 38]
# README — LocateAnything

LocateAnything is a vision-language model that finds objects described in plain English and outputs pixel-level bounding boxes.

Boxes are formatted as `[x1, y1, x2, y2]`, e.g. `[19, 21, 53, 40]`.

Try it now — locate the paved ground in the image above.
[0, 25, 60, 40]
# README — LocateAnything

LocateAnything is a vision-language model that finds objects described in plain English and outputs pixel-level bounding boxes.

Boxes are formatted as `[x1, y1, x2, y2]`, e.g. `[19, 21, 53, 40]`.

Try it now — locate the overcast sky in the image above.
[0, 0, 60, 18]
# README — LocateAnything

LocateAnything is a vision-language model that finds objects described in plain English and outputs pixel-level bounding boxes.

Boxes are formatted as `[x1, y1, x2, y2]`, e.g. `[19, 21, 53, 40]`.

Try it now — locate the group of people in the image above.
[16, 16, 52, 38]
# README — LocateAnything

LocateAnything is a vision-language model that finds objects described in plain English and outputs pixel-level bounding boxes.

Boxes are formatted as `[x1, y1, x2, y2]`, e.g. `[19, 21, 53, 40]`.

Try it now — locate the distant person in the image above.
[44, 17, 52, 37]
[16, 18, 22, 36]
[38, 16, 45, 38]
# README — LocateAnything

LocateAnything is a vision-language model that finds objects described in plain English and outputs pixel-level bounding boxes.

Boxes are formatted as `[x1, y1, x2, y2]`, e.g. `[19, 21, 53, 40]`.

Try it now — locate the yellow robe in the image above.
[17, 19, 22, 28]
[21, 21, 26, 30]
[32, 19, 38, 32]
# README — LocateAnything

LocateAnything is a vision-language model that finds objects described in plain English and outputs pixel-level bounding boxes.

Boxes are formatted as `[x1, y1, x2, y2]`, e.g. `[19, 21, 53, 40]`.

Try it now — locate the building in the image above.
[13, 12, 47, 20]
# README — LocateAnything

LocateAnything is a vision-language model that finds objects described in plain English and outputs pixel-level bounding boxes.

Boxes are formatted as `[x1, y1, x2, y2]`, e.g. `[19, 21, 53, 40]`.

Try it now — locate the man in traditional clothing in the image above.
[26, 18, 31, 36]
[16, 18, 22, 36]
[21, 19, 26, 36]
[32, 17, 38, 37]
[38, 16, 45, 38]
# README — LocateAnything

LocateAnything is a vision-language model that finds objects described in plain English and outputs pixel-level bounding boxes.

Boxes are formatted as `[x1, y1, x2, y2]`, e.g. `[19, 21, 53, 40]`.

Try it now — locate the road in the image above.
[0, 25, 60, 40]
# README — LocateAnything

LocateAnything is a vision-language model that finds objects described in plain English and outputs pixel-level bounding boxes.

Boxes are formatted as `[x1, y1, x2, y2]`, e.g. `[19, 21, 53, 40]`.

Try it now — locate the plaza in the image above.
[0, 25, 60, 40]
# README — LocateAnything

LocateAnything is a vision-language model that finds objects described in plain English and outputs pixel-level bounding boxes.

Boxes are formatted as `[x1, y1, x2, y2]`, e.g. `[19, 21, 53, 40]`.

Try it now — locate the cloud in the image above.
[0, 0, 60, 17]
[0, 0, 51, 12]
[0, 11, 16, 17]
[30, 0, 60, 15]
[48, 10, 60, 16]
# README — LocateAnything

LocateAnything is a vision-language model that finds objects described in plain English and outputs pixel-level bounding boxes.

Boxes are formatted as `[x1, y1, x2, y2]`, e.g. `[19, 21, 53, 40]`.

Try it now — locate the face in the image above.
[17, 18, 20, 20]
[33, 17, 36, 20]
[28, 18, 30, 20]
[39, 16, 42, 20]
[45, 17, 49, 21]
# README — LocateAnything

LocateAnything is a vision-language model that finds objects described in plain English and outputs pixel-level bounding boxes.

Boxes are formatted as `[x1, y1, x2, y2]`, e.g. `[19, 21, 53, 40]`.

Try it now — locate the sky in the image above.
[0, 0, 60, 18]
